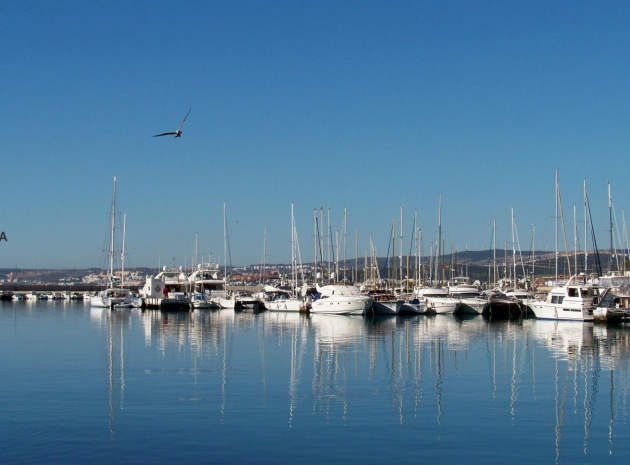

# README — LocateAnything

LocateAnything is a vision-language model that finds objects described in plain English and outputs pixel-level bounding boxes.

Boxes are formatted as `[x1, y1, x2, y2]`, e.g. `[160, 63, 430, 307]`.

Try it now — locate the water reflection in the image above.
[77, 304, 630, 461]
[528, 320, 630, 463]
[89, 307, 132, 441]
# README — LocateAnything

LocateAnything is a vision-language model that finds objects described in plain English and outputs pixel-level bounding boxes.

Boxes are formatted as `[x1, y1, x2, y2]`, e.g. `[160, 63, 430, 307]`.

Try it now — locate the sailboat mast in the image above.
[108, 176, 117, 285]
[531, 223, 535, 287]
[391, 218, 396, 288]
[555, 170, 558, 284]
[583, 179, 589, 274]
[355, 229, 358, 284]
[291, 203, 296, 293]
[435, 195, 442, 286]
[223, 201, 227, 280]
[400, 205, 406, 290]
[121, 213, 126, 289]
[623, 209, 629, 274]
[343, 207, 347, 283]
[418, 227, 423, 285]
[260, 226, 267, 286]
[609, 181, 614, 273]
[573, 204, 578, 274]
[511, 209, 516, 287]
[413, 209, 418, 287]
[492, 218, 497, 285]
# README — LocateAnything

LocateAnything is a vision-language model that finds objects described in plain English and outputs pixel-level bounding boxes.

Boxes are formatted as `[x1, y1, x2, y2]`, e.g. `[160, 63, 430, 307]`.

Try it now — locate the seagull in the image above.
[153, 108, 191, 138]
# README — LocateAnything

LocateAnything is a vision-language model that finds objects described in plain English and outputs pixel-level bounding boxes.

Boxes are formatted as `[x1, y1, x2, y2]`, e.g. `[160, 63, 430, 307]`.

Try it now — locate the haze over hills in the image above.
[1, 249, 623, 287]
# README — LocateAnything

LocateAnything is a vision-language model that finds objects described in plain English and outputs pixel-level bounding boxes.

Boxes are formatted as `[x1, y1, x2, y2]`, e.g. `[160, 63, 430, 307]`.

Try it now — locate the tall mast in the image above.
[492, 218, 497, 285]
[555, 170, 558, 284]
[531, 224, 535, 287]
[435, 194, 442, 286]
[623, 209, 629, 274]
[413, 209, 418, 286]
[400, 204, 404, 288]
[418, 227, 423, 285]
[583, 179, 588, 274]
[391, 218, 396, 288]
[260, 226, 267, 286]
[573, 204, 578, 274]
[355, 229, 358, 284]
[108, 176, 117, 286]
[291, 203, 296, 292]
[194, 233, 198, 270]
[343, 207, 347, 283]
[609, 181, 614, 273]
[223, 201, 227, 279]
[511, 209, 516, 287]
[556, 170, 572, 277]
[121, 213, 126, 289]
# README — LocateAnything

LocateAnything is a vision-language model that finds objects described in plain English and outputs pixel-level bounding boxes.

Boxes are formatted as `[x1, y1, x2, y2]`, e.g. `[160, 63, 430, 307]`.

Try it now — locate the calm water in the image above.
[1, 300, 630, 464]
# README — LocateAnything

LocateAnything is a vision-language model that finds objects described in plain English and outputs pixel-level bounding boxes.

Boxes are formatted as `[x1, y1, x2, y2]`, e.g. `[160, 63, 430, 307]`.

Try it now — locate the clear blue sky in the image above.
[2, 1, 630, 270]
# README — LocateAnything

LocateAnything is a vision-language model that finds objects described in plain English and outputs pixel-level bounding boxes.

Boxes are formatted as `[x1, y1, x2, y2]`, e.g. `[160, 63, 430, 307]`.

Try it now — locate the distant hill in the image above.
[1, 248, 622, 286]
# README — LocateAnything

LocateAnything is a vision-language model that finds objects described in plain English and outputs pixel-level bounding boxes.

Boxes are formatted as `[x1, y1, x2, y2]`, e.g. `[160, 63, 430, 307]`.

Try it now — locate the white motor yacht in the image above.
[448, 278, 488, 315]
[310, 284, 373, 315]
[529, 274, 601, 321]
[413, 287, 460, 314]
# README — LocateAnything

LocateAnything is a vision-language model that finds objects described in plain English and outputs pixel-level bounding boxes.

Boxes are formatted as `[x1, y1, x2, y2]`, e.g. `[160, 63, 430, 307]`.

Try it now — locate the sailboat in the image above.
[91, 177, 133, 308]
[412, 195, 460, 314]
[265, 203, 308, 312]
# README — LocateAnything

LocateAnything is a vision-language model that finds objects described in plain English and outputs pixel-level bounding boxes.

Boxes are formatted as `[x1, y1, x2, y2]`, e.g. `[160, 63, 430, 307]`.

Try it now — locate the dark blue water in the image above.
[1, 300, 629, 464]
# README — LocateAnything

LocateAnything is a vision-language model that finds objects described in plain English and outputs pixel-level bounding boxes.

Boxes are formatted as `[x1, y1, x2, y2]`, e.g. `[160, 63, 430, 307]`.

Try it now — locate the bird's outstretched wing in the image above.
[152, 108, 191, 138]
[178, 108, 192, 131]
[153, 131, 178, 137]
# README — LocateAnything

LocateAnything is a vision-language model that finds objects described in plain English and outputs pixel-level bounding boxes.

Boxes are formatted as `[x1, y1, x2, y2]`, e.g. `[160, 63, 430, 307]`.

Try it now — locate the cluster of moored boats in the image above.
[53, 176, 625, 322]
[34, 261, 623, 324]
[5, 291, 84, 301]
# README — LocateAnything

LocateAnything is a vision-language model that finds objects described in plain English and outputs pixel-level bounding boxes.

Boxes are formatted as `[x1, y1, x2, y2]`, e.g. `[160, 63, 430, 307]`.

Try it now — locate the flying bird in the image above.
[153, 108, 191, 138]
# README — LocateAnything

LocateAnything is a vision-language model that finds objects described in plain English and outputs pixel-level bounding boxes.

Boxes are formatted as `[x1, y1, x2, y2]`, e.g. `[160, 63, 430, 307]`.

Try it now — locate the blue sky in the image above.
[2, 1, 630, 270]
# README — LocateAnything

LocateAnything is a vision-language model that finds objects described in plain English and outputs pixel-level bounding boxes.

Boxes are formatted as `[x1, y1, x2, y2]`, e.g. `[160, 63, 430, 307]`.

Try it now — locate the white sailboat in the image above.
[265, 203, 308, 312]
[91, 177, 133, 309]
[216, 201, 239, 309]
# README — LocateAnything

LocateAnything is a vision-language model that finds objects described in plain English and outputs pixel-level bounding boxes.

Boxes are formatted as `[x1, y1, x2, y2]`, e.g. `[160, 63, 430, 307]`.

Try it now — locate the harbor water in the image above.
[1, 300, 630, 464]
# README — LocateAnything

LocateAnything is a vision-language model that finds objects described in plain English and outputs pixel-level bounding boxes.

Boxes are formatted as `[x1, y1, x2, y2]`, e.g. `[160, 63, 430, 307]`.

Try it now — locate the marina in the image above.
[2, 299, 630, 464]
[5, 3, 630, 463]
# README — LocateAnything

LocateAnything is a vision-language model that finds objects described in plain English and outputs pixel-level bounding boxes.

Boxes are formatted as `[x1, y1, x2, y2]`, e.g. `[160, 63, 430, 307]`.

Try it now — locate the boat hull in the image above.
[455, 298, 488, 315]
[529, 302, 594, 321]
[423, 297, 459, 314]
[372, 300, 401, 315]
[265, 298, 307, 312]
[310, 297, 372, 315]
